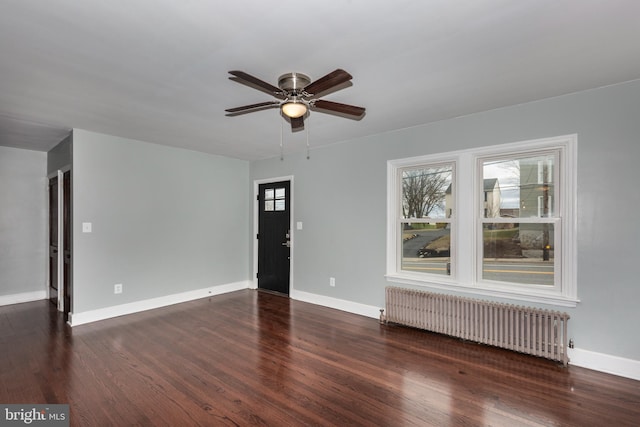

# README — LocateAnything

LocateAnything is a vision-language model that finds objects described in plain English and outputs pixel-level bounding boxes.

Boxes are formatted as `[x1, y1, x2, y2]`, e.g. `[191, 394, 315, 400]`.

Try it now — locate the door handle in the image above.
[281, 241, 291, 248]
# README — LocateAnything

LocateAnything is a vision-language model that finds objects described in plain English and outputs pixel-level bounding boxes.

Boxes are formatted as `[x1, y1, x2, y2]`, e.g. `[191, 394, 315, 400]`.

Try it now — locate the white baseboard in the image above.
[290, 289, 382, 319]
[68, 281, 251, 327]
[0, 290, 47, 306]
[569, 347, 640, 381]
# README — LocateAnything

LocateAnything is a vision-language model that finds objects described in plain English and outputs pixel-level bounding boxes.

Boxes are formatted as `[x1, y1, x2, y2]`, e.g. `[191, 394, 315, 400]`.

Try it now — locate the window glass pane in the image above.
[401, 223, 451, 275]
[275, 188, 285, 199]
[401, 165, 453, 220]
[482, 222, 554, 286]
[265, 189, 274, 200]
[482, 154, 556, 218]
[265, 200, 274, 211]
[275, 199, 285, 211]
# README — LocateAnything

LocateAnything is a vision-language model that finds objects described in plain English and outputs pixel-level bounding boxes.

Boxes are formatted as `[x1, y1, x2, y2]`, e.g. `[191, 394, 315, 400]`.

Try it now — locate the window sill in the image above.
[385, 273, 579, 308]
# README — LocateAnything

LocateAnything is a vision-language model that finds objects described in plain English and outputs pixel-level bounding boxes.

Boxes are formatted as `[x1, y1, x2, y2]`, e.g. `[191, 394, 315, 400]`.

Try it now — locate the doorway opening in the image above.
[48, 169, 71, 320]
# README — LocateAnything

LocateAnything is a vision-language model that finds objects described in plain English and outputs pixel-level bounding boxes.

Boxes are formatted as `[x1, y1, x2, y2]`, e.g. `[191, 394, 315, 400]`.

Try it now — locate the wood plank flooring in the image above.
[1, 289, 639, 426]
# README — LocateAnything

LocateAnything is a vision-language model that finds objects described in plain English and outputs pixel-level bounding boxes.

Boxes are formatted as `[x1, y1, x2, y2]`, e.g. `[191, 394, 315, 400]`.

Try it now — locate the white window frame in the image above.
[386, 135, 578, 307]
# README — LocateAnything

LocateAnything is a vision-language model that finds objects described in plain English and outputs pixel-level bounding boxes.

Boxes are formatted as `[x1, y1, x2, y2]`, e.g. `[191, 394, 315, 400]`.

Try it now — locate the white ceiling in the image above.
[1, 0, 640, 160]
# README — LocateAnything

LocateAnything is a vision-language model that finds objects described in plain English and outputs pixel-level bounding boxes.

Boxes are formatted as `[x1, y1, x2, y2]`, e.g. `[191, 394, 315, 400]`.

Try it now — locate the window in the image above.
[399, 163, 454, 276]
[264, 187, 286, 211]
[480, 151, 558, 287]
[387, 135, 577, 306]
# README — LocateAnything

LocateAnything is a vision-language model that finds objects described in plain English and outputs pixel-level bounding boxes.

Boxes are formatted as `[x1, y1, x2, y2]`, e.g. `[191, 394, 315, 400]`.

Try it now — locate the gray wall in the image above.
[250, 79, 640, 361]
[72, 129, 250, 313]
[0, 146, 47, 296]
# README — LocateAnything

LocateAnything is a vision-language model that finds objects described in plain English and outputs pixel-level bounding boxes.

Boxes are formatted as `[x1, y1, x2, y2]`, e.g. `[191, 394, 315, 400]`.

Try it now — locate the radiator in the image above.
[383, 287, 570, 366]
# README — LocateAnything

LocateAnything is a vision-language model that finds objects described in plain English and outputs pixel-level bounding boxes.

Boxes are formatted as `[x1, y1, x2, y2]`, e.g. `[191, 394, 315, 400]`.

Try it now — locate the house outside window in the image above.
[387, 135, 578, 307]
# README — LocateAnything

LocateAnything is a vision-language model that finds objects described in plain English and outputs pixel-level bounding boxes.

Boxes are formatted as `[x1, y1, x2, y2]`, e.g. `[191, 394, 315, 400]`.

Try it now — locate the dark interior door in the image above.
[63, 170, 71, 318]
[48, 176, 58, 304]
[258, 181, 291, 295]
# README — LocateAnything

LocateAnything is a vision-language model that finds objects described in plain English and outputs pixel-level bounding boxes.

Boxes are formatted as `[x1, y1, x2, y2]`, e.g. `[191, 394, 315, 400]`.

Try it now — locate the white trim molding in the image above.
[0, 290, 48, 307]
[68, 280, 251, 326]
[291, 289, 381, 320]
[569, 347, 640, 381]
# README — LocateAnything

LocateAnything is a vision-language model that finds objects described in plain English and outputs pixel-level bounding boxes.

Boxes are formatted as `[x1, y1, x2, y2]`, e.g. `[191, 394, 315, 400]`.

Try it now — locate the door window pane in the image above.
[264, 187, 286, 212]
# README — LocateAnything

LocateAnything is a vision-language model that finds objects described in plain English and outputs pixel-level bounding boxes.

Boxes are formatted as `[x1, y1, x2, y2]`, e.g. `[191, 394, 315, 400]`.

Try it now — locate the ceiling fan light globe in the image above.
[282, 102, 307, 118]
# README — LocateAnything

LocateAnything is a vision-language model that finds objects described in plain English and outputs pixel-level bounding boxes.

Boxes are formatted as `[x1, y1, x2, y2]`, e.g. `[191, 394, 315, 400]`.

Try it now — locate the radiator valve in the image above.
[379, 309, 386, 324]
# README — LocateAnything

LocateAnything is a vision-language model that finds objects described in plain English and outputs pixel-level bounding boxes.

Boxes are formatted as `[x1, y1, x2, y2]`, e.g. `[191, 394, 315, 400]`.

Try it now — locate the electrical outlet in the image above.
[329, 277, 336, 287]
[114, 283, 123, 294]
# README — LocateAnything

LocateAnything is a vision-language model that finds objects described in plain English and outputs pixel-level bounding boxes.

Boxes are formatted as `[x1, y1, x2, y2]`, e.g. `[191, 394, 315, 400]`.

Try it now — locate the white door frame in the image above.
[47, 165, 70, 312]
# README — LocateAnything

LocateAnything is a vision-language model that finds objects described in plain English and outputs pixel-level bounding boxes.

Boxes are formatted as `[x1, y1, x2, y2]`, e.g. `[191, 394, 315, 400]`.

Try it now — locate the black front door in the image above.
[258, 181, 291, 295]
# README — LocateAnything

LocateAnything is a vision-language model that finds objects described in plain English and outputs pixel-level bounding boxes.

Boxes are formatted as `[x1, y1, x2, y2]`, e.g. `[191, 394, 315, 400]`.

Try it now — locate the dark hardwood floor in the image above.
[1, 290, 639, 426]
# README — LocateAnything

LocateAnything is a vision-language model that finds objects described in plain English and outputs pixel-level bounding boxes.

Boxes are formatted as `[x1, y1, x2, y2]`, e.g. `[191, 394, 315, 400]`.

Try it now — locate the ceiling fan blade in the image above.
[290, 116, 304, 131]
[303, 69, 352, 96]
[312, 99, 365, 117]
[228, 71, 283, 96]
[225, 101, 280, 115]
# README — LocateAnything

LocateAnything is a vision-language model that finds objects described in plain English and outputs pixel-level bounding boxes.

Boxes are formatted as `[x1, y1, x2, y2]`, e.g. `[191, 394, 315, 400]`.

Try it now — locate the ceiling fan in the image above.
[225, 69, 365, 131]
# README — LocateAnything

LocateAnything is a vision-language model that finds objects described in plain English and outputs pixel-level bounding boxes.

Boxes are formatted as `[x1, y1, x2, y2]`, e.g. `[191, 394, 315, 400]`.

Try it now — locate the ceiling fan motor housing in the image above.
[278, 73, 311, 93]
